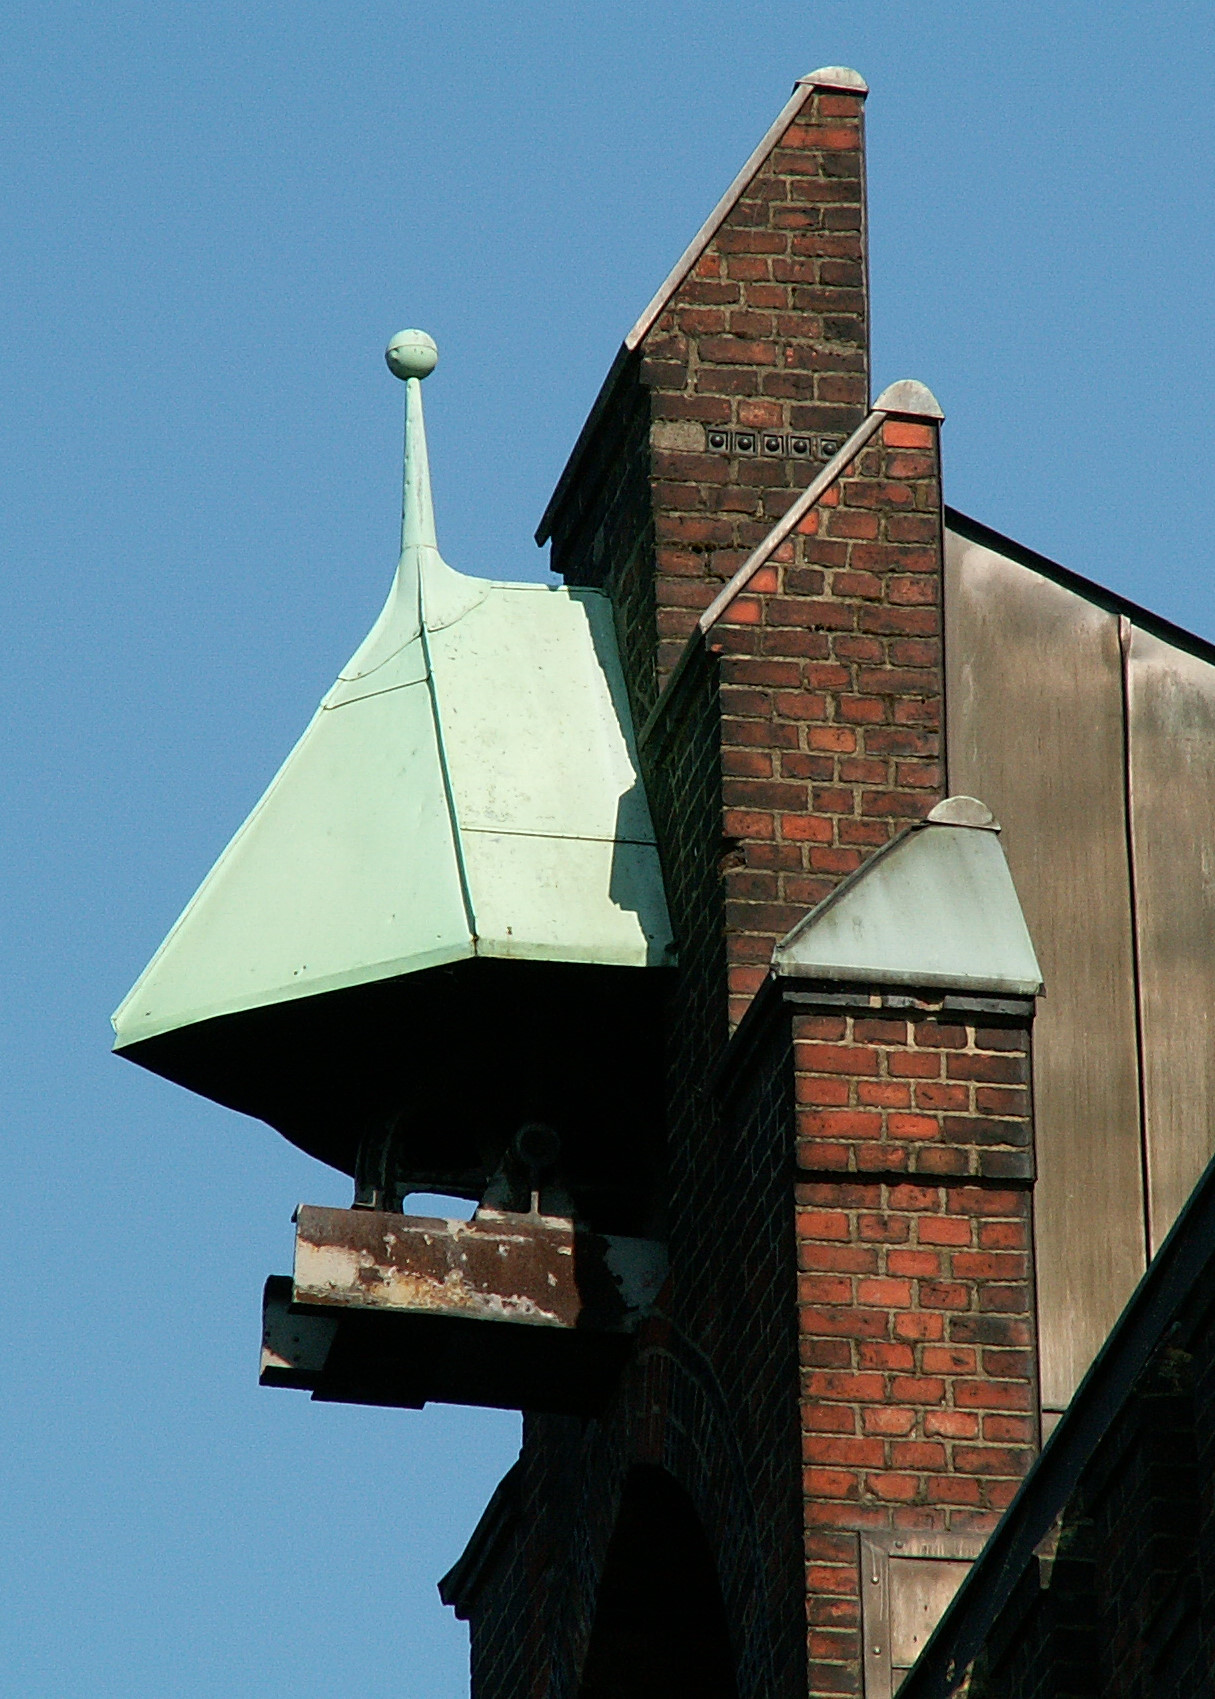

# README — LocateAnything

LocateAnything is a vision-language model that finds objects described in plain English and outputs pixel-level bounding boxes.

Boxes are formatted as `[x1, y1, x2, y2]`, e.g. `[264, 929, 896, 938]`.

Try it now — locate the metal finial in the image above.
[385, 329, 438, 381]
[386, 330, 439, 555]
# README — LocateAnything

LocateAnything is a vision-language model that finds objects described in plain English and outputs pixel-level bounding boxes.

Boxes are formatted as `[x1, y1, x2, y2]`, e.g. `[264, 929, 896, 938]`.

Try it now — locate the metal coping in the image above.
[536, 69, 868, 547]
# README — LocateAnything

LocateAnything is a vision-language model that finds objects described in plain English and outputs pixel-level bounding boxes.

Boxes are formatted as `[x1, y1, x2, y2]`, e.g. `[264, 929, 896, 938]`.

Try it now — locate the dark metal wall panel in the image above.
[1126, 624, 1215, 1251]
[945, 531, 1145, 1410]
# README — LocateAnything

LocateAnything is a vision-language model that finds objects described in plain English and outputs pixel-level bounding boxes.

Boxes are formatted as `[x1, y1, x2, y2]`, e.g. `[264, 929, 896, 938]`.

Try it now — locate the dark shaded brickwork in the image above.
[962, 1330, 1215, 1699]
[454, 73, 1037, 1699]
[458, 978, 809, 1699]
[893, 1155, 1215, 1699]
[543, 78, 870, 719]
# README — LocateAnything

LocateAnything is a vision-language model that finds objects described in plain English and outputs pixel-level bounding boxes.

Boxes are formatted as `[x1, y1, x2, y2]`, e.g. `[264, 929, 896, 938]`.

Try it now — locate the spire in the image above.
[367, 328, 486, 645]
[386, 329, 440, 555]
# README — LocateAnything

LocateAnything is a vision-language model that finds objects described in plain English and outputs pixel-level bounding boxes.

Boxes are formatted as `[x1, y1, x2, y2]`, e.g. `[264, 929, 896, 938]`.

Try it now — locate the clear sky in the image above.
[3, 4, 1213, 1695]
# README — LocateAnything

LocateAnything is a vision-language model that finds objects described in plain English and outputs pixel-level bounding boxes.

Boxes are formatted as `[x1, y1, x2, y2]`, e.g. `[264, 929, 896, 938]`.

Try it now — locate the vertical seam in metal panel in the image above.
[1024, 1019, 1047, 1451]
[421, 620, 479, 947]
[1119, 614, 1152, 1265]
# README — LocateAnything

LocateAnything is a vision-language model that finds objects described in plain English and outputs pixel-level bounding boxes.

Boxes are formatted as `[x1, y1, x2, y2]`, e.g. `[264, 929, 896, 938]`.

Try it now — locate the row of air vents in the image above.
[706, 428, 845, 461]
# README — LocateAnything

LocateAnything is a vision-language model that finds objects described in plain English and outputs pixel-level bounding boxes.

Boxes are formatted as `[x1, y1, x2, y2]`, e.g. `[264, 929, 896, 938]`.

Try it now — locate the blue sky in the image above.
[3, 5, 1213, 1694]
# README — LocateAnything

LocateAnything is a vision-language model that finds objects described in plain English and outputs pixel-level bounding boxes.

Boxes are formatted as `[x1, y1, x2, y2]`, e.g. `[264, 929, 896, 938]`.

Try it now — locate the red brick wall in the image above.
[712, 414, 944, 1025]
[458, 77, 1032, 1699]
[548, 77, 870, 721]
[792, 1001, 1037, 1699]
[642, 80, 870, 686]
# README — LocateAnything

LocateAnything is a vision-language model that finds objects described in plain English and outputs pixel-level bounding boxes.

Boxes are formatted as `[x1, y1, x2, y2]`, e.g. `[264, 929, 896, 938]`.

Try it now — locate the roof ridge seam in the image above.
[420, 620, 479, 948]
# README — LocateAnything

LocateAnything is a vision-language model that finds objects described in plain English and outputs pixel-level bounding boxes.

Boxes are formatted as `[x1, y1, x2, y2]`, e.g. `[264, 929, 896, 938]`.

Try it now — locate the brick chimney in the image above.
[450, 71, 1040, 1699]
[539, 66, 872, 720]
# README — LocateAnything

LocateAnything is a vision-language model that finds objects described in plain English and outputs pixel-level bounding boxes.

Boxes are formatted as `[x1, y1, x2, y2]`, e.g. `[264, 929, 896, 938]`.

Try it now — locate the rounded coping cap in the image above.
[873, 378, 945, 421]
[926, 795, 1000, 831]
[386, 329, 438, 381]
[799, 66, 868, 93]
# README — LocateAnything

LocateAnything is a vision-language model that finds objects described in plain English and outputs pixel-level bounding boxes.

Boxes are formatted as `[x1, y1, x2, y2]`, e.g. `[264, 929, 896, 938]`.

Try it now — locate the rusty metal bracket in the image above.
[260, 1206, 667, 1414]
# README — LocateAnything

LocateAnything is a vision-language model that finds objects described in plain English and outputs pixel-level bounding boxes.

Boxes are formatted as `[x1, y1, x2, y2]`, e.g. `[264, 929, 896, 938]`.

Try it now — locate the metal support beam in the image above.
[260, 1207, 667, 1414]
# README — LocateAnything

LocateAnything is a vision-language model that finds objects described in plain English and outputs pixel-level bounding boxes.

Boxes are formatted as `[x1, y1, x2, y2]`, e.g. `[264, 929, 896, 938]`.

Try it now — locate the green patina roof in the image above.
[113, 334, 673, 1052]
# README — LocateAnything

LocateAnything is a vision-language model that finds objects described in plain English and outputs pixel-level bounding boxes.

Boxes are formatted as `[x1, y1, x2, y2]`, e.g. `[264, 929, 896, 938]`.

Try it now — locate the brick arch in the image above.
[574, 1464, 738, 1699]
[546, 1328, 787, 1699]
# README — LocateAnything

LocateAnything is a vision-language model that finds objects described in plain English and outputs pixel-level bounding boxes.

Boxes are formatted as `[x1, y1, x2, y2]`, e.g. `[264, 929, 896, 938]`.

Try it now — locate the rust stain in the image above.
[289, 1206, 666, 1334]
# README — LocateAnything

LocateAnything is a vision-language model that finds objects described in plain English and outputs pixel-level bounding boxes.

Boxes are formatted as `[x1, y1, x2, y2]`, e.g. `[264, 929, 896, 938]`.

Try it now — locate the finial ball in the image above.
[385, 329, 438, 381]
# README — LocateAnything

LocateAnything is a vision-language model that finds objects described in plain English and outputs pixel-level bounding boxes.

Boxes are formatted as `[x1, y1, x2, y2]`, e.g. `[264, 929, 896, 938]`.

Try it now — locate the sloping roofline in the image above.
[897, 1129, 1215, 1699]
[625, 67, 868, 353]
[947, 505, 1215, 670]
[537, 68, 868, 547]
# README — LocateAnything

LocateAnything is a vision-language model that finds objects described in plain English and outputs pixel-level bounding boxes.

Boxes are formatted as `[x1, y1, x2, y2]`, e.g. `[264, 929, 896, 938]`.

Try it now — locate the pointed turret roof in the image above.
[113, 334, 673, 1054]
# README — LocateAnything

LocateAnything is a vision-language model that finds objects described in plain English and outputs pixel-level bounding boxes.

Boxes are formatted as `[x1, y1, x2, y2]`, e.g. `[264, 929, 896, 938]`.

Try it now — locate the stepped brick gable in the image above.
[452, 73, 1034, 1699]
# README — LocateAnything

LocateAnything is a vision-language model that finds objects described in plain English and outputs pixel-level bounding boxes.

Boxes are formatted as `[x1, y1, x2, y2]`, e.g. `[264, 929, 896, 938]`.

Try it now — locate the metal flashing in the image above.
[872, 378, 944, 420]
[113, 340, 673, 1056]
[801, 65, 868, 92]
[773, 808, 1043, 997]
[698, 410, 885, 633]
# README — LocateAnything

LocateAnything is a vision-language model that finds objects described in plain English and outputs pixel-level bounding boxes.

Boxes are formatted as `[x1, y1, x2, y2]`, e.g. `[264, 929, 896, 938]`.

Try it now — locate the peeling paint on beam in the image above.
[291, 1205, 667, 1332]
[261, 1207, 669, 1414]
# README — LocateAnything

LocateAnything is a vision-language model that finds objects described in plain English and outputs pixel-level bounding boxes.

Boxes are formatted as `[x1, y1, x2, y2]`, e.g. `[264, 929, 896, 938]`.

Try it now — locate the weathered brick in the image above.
[485, 71, 1039, 1699]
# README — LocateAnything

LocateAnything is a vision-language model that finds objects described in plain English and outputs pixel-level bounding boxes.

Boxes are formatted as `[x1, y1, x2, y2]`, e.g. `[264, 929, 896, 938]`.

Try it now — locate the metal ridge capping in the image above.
[640, 379, 943, 748]
[536, 67, 869, 546]
[625, 67, 869, 352]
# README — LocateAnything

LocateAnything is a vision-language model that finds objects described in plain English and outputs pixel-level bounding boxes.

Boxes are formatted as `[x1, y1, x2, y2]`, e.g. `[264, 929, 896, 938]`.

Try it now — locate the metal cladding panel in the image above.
[773, 820, 1042, 996]
[1126, 624, 1215, 1250]
[945, 531, 1144, 1409]
[113, 677, 472, 1047]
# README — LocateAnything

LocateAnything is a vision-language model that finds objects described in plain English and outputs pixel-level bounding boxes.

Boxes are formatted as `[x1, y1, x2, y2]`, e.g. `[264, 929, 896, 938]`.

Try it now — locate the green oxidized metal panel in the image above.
[114, 356, 672, 1059]
[115, 673, 472, 1047]
[433, 583, 669, 969]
